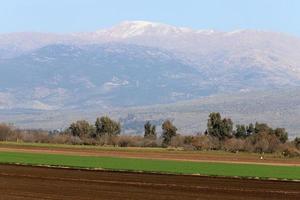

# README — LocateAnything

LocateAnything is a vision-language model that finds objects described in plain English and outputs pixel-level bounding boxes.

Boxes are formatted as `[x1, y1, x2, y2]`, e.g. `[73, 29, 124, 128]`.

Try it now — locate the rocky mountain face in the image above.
[0, 21, 300, 112]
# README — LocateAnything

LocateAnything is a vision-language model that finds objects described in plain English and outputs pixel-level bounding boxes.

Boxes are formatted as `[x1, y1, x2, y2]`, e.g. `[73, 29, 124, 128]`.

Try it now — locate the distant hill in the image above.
[0, 21, 300, 136]
[1, 88, 299, 138]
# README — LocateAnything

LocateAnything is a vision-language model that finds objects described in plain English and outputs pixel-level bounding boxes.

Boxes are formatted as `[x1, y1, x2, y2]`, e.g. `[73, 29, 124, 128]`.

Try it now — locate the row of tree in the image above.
[206, 112, 288, 143]
[63, 113, 298, 155]
[1, 112, 298, 156]
[68, 116, 121, 138]
[66, 113, 289, 147]
[67, 117, 178, 147]
[141, 112, 288, 146]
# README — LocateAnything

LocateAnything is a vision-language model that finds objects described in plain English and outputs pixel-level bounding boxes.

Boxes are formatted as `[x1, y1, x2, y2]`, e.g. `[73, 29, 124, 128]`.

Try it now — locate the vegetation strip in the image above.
[0, 151, 299, 180]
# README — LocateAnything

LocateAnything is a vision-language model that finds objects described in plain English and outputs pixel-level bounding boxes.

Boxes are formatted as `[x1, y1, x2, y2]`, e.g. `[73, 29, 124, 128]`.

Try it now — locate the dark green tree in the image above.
[235, 123, 254, 138]
[207, 112, 222, 139]
[95, 116, 121, 137]
[69, 120, 94, 138]
[221, 118, 233, 137]
[273, 128, 288, 143]
[254, 122, 271, 134]
[294, 137, 300, 149]
[144, 121, 156, 139]
[246, 123, 254, 136]
[161, 120, 177, 146]
[207, 112, 233, 140]
[235, 124, 247, 138]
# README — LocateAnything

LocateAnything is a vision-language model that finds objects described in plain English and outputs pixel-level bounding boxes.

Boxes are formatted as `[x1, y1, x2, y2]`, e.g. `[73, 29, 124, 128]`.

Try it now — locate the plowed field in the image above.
[0, 164, 299, 200]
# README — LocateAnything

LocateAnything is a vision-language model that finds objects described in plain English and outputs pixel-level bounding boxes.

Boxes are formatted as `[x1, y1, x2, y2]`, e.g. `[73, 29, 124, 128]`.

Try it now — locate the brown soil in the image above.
[0, 164, 299, 200]
[0, 144, 300, 166]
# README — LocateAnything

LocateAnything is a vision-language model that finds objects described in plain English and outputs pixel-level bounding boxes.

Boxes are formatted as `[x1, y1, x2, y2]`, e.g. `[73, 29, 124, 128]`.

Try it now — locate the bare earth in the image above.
[0, 144, 300, 166]
[0, 164, 299, 200]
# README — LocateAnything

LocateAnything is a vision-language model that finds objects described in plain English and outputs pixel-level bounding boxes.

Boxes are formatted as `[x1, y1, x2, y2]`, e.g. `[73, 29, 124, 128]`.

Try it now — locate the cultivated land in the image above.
[1, 164, 300, 200]
[1, 142, 300, 199]
[1, 142, 300, 166]
[0, 142, 300, 180]
[1, 151, 300, 180]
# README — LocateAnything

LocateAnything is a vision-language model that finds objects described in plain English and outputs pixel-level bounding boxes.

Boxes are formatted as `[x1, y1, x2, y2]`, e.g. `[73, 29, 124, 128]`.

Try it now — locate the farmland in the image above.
[1, 143, 300, 199]
[1, 164, 300, 200]
[1, 141, 300, 166]
[1, 151, 300, 180]
[0, 142, 300, 180]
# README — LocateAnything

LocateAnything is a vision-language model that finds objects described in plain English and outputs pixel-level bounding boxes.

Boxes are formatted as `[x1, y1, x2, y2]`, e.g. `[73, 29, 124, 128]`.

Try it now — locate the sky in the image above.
[0, 0, 299, 36]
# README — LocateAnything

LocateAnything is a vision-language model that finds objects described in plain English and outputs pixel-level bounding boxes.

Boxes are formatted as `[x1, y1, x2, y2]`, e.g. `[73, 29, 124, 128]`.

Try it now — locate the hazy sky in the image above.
[0, 0, 299, 36]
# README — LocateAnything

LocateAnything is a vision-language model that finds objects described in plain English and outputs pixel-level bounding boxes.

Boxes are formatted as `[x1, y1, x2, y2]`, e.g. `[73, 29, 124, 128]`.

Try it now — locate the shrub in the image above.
[282, 146, 300, 158]
[18, 130, 50, 143]
[191, 135, 218, 150]
[0, 123, 14, 141]
[223, 138, 245, 152]
[117, 135, 143, 147]
[170, 135, 184, 148]
[294, 137, 300, 149]
[142, 138, 159, 147]
[245, 132, 281, 153]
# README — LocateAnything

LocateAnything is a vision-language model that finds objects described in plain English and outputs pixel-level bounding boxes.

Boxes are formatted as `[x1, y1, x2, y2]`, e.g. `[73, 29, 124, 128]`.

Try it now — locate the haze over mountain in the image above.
[0, 21, 300, 135]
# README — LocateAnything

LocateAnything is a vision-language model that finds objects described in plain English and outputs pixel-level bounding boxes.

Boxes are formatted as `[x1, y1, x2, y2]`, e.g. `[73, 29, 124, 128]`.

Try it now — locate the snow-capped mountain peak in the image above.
[96, 20, 194, 38]
[120, 20, 162, 28]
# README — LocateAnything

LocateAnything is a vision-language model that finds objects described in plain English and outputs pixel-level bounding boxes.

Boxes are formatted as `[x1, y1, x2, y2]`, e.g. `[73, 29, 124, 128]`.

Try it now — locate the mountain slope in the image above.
[1, 40, 299, 110]
[0, 43, 205, 109]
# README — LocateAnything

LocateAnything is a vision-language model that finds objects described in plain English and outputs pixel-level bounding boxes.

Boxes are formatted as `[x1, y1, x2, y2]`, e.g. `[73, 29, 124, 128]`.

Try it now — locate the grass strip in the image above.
[0, 142, 291, 159]
[0, 151, 299, 180]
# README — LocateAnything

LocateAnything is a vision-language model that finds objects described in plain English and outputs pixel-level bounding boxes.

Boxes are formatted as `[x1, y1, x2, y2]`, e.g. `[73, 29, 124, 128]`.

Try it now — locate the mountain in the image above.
[1, 87, 299, 137]
[91, 21, 300, 84]
[0, 43, 207, 109]
[0, 21, 300, 135]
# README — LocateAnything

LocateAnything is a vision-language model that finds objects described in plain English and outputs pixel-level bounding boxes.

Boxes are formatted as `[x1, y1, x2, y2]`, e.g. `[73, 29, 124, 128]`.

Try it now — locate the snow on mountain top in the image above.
[97, 20, 223, 38]
[121, 20, 162, 28]
[95, 20, 198, 38]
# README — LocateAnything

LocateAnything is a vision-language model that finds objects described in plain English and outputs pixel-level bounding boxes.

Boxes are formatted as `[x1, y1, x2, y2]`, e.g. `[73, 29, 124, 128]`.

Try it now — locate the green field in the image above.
[0, 151, 299, 180]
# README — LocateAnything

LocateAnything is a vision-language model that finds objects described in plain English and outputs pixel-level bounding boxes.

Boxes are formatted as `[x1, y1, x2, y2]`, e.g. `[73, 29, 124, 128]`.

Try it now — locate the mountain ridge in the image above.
[0, 21, 300, 135]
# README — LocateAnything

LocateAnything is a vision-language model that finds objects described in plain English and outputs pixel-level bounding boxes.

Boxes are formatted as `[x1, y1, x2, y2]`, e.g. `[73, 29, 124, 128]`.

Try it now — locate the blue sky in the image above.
[0, 0, 299, 36]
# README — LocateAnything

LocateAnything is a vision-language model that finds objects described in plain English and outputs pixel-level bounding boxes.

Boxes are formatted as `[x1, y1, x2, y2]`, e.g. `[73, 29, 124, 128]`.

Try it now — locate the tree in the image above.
[144, 121, 156, 139]
[161, 120, 177, 146]
[253, 122, 288, 144]
[254, 122, 271, 134]
[235, 123, 254, 139]
[95, 116, 121, 137]
[294, 137, 300, 149]
[235, 124, 247, 138]
[207, 112, 233, 140]
[273, 128, 288, 143]
[251, 131, 281, 153]
[69, 120, 94, 138]
[246, 123, 254, 136]
[221, 118, 233, 138]
[207, 112, 222, 139]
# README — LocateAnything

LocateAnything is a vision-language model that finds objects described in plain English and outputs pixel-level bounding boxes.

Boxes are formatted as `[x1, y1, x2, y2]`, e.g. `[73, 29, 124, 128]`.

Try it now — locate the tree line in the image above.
[0, 112, 299, 157]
